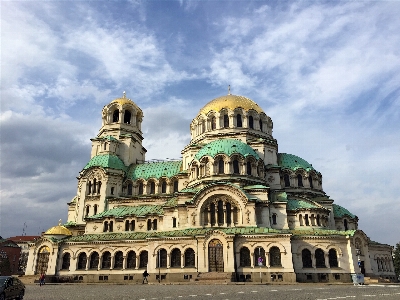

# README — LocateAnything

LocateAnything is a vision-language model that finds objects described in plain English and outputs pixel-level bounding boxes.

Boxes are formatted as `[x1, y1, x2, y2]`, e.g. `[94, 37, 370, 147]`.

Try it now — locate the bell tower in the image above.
[90, 92, 146, 166]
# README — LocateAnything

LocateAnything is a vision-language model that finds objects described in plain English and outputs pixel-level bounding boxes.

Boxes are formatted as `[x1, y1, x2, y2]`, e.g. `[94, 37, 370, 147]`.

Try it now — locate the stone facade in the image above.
[25, 93, 396, 283]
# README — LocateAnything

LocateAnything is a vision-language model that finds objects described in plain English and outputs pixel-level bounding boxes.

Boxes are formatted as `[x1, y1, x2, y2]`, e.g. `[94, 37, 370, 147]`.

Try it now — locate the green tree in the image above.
[394, 242, 400, 280]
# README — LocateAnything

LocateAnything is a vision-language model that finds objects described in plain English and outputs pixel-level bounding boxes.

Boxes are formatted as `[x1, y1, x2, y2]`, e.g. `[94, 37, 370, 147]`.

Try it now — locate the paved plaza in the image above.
[23, 283, 400, 300]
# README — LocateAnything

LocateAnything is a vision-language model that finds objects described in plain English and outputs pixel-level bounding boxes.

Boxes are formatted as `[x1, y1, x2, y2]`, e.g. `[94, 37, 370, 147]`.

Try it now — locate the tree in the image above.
[394, 242, 400, 280]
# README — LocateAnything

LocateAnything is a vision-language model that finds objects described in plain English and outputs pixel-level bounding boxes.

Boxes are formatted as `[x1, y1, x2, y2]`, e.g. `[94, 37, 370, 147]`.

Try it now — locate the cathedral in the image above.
[26, 92, 396, 283]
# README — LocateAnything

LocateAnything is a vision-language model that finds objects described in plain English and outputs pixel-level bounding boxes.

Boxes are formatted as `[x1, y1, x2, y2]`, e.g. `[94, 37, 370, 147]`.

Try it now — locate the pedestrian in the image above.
[142, 270, 149, 284]
[39, 273, 45, 286]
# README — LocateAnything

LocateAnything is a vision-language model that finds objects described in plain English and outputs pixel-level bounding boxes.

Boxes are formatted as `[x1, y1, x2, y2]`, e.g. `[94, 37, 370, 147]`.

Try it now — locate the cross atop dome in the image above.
[123, 91, 126, 98]
[228, 85, 231, 95]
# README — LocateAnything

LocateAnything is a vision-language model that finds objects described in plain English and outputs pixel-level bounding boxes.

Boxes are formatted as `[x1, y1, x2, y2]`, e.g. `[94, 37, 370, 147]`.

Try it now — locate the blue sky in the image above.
[1, 0, 399, 246]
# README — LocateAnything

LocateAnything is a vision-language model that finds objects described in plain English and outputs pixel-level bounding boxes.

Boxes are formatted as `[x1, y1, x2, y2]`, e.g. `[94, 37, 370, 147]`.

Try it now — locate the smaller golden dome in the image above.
[199, 94, 264, 116]
[111, 91, 135, 106]
[44, 220, 72, 236]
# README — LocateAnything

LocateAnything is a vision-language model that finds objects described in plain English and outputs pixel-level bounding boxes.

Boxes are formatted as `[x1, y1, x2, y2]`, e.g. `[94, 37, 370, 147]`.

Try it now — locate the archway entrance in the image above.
[208, 239, 224, 272]
[36, 246, 50, 274]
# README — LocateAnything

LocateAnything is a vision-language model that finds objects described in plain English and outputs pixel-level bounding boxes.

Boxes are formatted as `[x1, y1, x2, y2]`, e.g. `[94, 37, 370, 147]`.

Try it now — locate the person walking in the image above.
[39, 273, 45, 286]
[142, 270, 149, 284]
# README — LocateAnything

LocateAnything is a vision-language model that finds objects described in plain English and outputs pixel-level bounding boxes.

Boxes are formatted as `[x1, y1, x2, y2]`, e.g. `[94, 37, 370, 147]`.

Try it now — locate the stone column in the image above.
[223, 203, 227, 227]
[122, 256, 126, 270]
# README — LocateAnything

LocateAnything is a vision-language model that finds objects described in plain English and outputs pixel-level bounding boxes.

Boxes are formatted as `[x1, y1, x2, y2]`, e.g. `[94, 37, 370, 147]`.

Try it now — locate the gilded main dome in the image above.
[199, 94, 264, 115]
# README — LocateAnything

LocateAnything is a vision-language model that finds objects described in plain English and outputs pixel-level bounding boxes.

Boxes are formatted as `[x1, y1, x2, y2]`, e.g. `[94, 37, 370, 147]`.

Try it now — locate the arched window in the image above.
[112, 109, 119, 122]
[62, 253, 70, 270]
[172, 217, 177, 228]
[344, 219, 348, 231]
[269, 246, 282, 267]
[173, 180, 178, 193]
[284, 174, 290, 187]
[223, 114, 229, 128]
[104, 142, 107, 150]
[110, 187, 114, 195]
[161, 181, 167, 193]
[93, 179, 97, 194]
[88, 181, 92, 194]
[217, 200, 224, 225]
[315, 249, 326, 268]
[316, 214, 321, 226]
[138, 182, 144, 195]
[139, 251, 148, 268]
[355, 238, 363, 255]
[184, 248, 195, 267]
[302, 249, 312, 268]
[233, 159, 239, 174]
[127, 183, 132, 195]
[171, 249, 181, 268]
[297, 174, 303, 187]
[218, 159, 224, 174]
[305, 214, 310, 226]
[201, 120, 205, 133]
[254, 247, 266, 266]
[125, 220, 130, 231]
[211, 117, 216, 130]
[210, 203, 216, 226]
[259, 119, 263, 131]
[152, 219, 157, 230]
[85, 206, 90, 217]
[124, 110, 131, 124]
[240, 247, 251, 267]
[77, 253, 87, 270]
[103, 221, 108, 232]
[127, 251, 136, 269]
[272, 213, 277, 225]
[328, 249, 338, 268]
[93, 204, 98, 215]
[130, 220, 135, 231]
[157, 249, 167, 268]
[249, 116, 254, 129]
[237, 114, 242, 127]
[114, 251, 123, 269]
[89, 252, 99, 269]
[309, 176, 313, 188]
[150, 181, 155, 194]
[147, 219, 152, 231]
[98, 181, 102, 193]
[109, 221, 113, 232]
[226, 202, 232, 224]
[101, 251, 111, 269]
[246, 161, 252, 175]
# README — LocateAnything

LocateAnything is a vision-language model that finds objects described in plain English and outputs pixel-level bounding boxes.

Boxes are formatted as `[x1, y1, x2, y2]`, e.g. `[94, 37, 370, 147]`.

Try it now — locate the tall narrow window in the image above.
[259, 119, 263, 131]
[103, 221, 108, 232]
[172, 217, 177, 228]
[284, 174, 290, 187]
[173, 180, 178, 193]
[272, 213, 277, 225]
[139, 251, 148, 268]
[93, 204, 98, 215]
[201, 120, 205, 133]
[77, 253, 87, 270]
[85, 206, 90, 217]
[89, 252, 99, 269]
[138, 182, 143, 195]
[112, 109, 119, 122]
[211, 117, 216, 130]
[88, 181, 92, 194]
[233, 159, 239, 174]
[104, 142, 107, 150]
[210, 203, 216, 226]
[102, 251, 111, 269]
[315, 249, 326, 268]
[305, 214, 310, 226]
[223, 114, 229, 128]
[124, 110, 131, 124]
[125, 220, 130, 231]
[62, 253, 71, 270]
[109, 221, 113, 232]
[127, 251, 136, 269]
[217, 200, 224, 225]
[127, 183, 132, 195]
[316, 214, 320, 226]
[297, 174, 303, 187]
[147, 219, 152, 231]
[309, 176, 313, 188]
[152, 219, 157, 230]
[344, 219, 348, 231]
[93, 179, 97, 194]
[254, 247, 266, 266]
[249, 116, 254, 129]
[236, 114, 242, 127]
[218, 159, 224, 174]
[150, 182, 155, 194]
[110, 187, 114, 195]
[226, 202, 232, 225]
[130, 220, 135, 231]
[328, 249, 338, 268]
[114, 251, 123, 269]
[184, 248, 195, 267]
[246, 161, 252, 175]
[157, 249, 167, 268]
[161, 181, 167, 193]
[302, 249, 312, 268]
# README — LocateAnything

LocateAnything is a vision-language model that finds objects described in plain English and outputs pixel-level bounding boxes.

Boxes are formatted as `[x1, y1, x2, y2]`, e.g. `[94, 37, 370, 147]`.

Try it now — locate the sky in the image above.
[1, 0, 399, 246]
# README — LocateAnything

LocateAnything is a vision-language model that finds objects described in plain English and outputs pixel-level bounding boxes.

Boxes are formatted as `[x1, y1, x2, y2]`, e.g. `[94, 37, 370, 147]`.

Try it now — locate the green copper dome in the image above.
[332, 204, 356, 219]
[194, 139, 260, 161]
[277, 153, 316, 172]
[84, 154, 127, 171]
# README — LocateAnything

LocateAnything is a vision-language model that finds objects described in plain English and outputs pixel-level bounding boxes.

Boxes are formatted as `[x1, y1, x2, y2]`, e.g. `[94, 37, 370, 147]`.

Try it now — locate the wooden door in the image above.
[208, 239, 224, 272]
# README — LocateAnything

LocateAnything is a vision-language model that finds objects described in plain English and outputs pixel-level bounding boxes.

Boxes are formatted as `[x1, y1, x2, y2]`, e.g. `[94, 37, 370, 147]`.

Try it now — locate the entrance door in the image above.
[35, 246, 50, 274]
[208, 239, 224, 272]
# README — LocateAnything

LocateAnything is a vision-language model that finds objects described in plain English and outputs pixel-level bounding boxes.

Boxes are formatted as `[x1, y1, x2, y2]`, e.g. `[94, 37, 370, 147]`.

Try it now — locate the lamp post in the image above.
[257, 247, 263, 284]
[158, 249, 161, 283]
[356, 248, 361, 273]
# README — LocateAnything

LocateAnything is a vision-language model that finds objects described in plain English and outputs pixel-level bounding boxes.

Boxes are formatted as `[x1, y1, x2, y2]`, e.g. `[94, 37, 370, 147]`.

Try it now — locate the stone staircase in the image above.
[195, 272, 233, 283]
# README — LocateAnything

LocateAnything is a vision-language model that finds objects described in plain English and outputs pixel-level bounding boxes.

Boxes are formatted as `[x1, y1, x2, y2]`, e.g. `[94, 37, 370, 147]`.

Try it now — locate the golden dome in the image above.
[199, 94, 264, 115]
[44, 220, 72, 236]
[110, 91, 137, 107]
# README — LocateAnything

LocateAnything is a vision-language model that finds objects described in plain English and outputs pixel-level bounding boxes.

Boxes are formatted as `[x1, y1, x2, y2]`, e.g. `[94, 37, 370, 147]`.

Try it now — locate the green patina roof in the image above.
[65, 227, 356, 242]
[84, 154, 127, 171]
[287, 199, 320, 210]
[274, 192, 288, 202]
[278, 153, 316, 172]
[127, 161, 182, 180]
[332, 204, 356, 219]
[243, 185, 269, 190]
[88, 205, 164, 219]
[64, 221, 77, 226]
[103, 135, 119, 141]
[194, 139, 260, 161]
